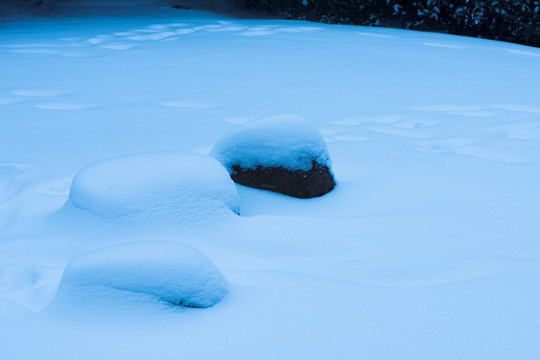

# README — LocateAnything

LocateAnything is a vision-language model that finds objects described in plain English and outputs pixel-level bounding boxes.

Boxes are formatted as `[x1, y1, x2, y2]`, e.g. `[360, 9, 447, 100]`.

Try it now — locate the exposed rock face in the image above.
[231, 160, 335, 198]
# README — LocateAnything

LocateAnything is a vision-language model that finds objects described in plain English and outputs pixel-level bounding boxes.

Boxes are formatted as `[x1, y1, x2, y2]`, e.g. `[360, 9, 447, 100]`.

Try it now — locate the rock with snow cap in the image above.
[54, 241, 228, 309]
[69, 151, 240, 221]
[210, 114, 335, 198]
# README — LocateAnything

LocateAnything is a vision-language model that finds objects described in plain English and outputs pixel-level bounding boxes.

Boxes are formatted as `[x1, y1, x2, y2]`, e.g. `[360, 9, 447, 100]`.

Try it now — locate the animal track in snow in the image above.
[455, 145, 527, 163]
[204, 26, 246, 32]
[506, 48, 540, 57]
[80, 23, 203, 50]
[411, 104, 495, 117]
[360, 115, 405, 124]
[87, 36, 111, 45]
[242, 28, 275, 37]
[419, 138, 476, 154]
[326, 115, 439, 141]
[125, 31, 177, 41]
[330, 135, 370, 142]
[422, 42, 465, 49]
[392, 119, 438, 129]
[275, 26, 321, 33]
[490, 123, 540, 142]
[160, 100, 218, 109]
[320, 120, 373, 143]
[11, 49, 96, 57]
[0, 97, 24, 105]
[364, 117, 438, 139]
[489, 104, 540, 114]
[331, 115, 405, 126]
[34, 103, 93, 110]
[6, 43, 96, 58]
[76, 21, 321, 51]
[99, 43, 137, 50]
[10, 89, 95, 112]
[112, 31, 137, 36]
[224, 117, 254, 125]
[173, 28, 196, 35]
[5, 88, 67, 108]
[329, 118, 363, 126]
[331, 115, 437, 139]
[356, 32, 396, 38]
[147, 23, 187, 30]
[13, 89, 65, 97]
[368, 126, 432, 139]
[418, 138, 526, 163]
[484, 105, 540, 141]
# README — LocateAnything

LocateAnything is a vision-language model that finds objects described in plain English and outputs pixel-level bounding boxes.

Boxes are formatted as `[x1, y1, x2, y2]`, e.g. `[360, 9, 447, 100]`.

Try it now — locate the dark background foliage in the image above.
[2, 0, 538, 47]
[246, 0, 540, 47]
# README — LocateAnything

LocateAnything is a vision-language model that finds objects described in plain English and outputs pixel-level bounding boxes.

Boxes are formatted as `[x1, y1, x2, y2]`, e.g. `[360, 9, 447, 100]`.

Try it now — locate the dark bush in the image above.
[246, 0, 540, 47]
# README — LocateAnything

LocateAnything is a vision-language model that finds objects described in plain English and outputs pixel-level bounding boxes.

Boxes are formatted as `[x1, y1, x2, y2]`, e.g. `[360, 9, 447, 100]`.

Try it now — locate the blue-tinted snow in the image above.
[211, 114, 331, 171]
[0, 8, 539, 360]
[53, 241, 228, 309]
[69, 151, 240, 220]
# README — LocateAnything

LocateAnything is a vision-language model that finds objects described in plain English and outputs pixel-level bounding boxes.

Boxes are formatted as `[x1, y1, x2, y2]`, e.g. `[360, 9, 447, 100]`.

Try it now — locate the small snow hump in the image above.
[55, 241, 228, 309]
[68, 151, 240, 221]
[210, 114, 335, 198]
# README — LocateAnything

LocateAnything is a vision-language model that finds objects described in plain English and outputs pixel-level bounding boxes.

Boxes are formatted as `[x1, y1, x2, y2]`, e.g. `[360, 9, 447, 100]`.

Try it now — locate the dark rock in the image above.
[210, 114, 336, 198]
[231, 160, 335, 198]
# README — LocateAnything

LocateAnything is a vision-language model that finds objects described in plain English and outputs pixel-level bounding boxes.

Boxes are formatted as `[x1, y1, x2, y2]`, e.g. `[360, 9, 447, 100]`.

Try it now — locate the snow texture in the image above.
[1, 9, 540, 360]
[69, 152, 240, 220]
[210, 114, 332, 171]
[54, 241, 228, 308]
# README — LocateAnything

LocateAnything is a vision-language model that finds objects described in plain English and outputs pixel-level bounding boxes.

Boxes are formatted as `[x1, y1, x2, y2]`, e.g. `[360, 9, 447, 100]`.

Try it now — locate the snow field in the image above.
[0, 9, 539, 360]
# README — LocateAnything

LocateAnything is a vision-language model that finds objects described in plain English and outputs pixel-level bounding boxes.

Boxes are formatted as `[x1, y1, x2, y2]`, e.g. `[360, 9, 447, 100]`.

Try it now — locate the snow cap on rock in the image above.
[69, 151, 240, 220]
[210, 114, 332, 172]
[55, 241, 228, 309]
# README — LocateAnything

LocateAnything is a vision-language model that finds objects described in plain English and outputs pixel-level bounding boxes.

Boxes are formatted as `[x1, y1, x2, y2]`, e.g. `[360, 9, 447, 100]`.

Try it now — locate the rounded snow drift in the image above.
[56, 241, 228, 308]
[210, 114, 335, 198]
[69, 151, 240, 220]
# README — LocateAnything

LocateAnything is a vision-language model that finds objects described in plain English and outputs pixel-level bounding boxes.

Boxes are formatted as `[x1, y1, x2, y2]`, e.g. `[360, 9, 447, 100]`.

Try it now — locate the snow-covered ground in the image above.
[1, 8, 540, 359]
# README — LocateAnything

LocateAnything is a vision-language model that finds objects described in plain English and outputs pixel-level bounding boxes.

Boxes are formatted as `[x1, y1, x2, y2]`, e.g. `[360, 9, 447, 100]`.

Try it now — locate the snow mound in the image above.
[55, 241, 228, 309]
[210, 114, 332, 172]
[69, 152, 240, 220]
